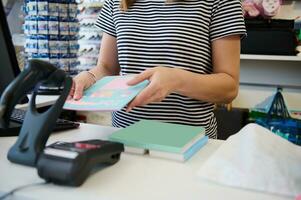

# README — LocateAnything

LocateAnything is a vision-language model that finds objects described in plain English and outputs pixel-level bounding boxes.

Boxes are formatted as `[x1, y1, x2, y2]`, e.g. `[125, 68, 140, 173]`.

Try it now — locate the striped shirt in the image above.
[95, 0, 246, 138]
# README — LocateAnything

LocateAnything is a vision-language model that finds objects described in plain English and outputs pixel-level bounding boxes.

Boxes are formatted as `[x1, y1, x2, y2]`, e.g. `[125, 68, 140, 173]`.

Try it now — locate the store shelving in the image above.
[240, 54, 301, 61]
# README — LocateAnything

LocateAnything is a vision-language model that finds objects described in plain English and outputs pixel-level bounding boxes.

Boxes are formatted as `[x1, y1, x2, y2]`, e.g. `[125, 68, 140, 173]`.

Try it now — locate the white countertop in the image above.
[0, 123, 291, 200]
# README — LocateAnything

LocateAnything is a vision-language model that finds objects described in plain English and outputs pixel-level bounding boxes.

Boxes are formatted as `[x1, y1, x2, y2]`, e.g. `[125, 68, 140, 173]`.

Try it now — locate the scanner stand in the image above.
[0, 60, 72, 167]
[0, 121, 22, 136]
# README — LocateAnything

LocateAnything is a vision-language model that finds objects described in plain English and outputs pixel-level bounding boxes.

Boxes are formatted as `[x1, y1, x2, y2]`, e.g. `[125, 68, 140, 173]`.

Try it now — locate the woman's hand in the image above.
[68, 71, 97, 100]
[126, 67, 180, 112]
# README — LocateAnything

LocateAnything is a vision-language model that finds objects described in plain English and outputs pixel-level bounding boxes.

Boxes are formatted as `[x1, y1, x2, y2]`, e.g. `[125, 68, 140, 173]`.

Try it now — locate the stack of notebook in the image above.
[109, 120, 208, 162]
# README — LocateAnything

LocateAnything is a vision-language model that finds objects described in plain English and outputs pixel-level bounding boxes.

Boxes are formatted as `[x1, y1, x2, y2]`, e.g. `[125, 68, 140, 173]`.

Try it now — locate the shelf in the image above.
[12, 33, 25, 46]
[240, 54, 301, 61]
[78, 2, 103, 8]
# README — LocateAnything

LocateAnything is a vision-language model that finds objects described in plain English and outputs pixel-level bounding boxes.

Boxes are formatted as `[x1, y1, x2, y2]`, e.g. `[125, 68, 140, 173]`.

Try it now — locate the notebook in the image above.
[109, 120, 207, 161]
[149, 136, 208, 161]
[63, 75, 149, 111]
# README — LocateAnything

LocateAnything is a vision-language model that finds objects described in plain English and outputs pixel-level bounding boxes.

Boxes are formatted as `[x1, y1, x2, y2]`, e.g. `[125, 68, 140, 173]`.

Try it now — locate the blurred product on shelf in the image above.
[242, 0, 282, 18]
[23, 0, 80, 74]
[76, 0, 103, 73]
[250, 89, 301, 145]
[241, 19, 299, 55]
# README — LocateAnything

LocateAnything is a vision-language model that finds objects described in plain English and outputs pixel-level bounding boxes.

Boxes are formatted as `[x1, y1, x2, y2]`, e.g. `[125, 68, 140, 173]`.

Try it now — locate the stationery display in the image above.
[23, 0, 80, 74]
[22, 0, 106, 75]
[64, 75, 149, 111]
[109, 120, 208, 162]
[76, 0, 103, 72]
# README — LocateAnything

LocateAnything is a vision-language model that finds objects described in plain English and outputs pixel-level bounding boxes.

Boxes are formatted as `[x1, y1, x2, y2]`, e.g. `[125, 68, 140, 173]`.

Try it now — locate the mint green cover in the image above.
[109, 120, 205, 153]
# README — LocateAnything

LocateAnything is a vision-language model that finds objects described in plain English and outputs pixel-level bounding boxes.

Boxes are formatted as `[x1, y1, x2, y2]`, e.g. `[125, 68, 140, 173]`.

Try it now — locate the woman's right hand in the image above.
[69, 71, 97, 100]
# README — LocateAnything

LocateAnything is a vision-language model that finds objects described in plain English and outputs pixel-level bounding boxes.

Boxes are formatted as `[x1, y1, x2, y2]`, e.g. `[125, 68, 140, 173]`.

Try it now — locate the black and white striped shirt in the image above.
[95, 0, 246, 138]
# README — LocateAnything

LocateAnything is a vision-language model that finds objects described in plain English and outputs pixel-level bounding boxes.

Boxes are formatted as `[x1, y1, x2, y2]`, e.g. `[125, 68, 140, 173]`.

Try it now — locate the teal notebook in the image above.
[109, 120, 206, 154]
[149, 136, 208, 161]
[64, 75, 149, 111]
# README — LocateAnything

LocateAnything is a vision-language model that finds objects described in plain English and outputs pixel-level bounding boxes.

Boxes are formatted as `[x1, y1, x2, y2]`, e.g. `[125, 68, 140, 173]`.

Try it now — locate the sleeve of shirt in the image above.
[94, 0, 116, 37]
[210, 0, 246, 41]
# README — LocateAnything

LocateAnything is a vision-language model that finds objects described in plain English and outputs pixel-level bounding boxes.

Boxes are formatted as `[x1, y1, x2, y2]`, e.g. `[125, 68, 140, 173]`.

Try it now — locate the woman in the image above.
[70, 0, 246, 138]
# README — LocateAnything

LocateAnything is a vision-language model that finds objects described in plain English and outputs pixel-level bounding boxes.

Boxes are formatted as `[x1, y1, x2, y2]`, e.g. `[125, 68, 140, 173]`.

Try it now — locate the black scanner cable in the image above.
[0, 181, 49, 200]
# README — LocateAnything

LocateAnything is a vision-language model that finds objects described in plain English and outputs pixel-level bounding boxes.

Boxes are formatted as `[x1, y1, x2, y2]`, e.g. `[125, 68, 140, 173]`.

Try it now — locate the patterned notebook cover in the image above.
[63, 75, 149, 111]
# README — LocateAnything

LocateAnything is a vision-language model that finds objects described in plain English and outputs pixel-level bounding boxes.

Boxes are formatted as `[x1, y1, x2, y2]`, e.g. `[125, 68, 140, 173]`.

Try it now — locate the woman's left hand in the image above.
[126, 67, 180, 112]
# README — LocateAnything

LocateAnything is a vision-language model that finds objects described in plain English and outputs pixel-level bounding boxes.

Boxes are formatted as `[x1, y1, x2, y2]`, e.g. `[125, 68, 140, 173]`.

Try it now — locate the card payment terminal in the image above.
[37, 140, 124, 186]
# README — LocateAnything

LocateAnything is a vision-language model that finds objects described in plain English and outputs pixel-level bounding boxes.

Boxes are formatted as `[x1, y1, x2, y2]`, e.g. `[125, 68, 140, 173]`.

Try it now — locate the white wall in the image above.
[233, 85, 301, 110]
[234, 58, 301, 110]
[276, 0, 301, 20]
[233, 0, 301, 111]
